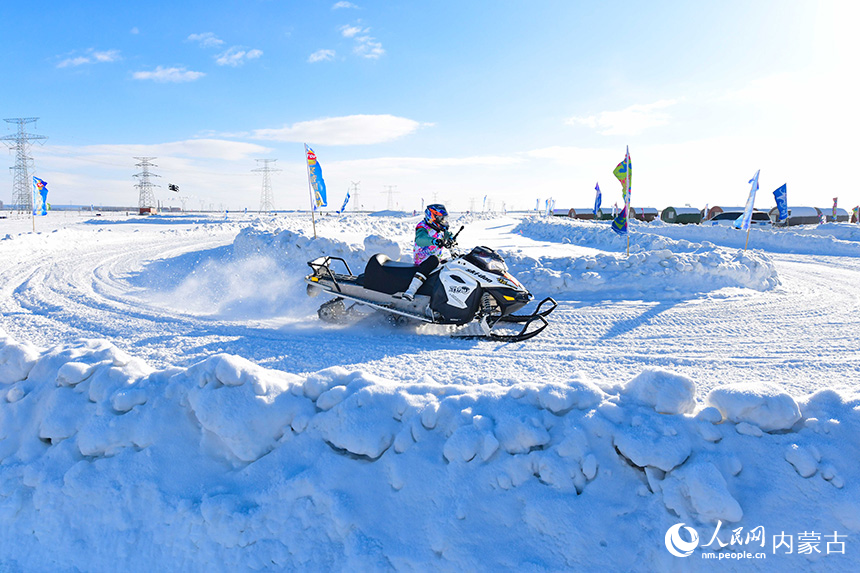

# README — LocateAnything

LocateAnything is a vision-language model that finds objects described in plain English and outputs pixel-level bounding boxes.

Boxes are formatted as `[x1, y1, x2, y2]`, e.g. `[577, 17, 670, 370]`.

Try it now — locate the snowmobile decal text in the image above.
[462, 267, 494, 283]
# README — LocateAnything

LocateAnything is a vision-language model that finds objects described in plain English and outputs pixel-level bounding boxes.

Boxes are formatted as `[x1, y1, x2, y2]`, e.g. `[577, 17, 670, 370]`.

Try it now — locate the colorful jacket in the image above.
[413, 220, 452, 264]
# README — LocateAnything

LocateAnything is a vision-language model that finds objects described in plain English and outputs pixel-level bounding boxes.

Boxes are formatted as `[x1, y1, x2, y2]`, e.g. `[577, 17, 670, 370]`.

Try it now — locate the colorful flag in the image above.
[33, 177, 49, 216]
[337, 190, 351, 213]
[853, 206, 859, 224]
[832, 197, 838, 219]
[733, 170, 760, 230]
[613, 147, 631, 204]
[773, 184, 788, 222]
[611, 148, 631, 235]
[304, 145, 327, 209]
[593, 182, 602, 217]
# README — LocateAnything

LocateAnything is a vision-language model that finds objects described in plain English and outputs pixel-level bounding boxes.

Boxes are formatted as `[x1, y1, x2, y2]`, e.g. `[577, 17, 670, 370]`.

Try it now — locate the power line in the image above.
[1, 118, 47, 213]
[252, 159, 280, 213]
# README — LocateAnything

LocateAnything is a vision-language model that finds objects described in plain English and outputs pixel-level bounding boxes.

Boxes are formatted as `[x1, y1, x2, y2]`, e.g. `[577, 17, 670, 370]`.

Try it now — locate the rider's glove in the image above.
[434, 238, 445, 247]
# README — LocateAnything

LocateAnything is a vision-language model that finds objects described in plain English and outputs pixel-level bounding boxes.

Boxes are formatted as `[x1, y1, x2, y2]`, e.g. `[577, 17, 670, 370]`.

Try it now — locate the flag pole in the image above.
[626, 149, 631, 256]
[744, 221, 752, 252]
[31, 179, 36, 232]
[304, 144, 318, 239]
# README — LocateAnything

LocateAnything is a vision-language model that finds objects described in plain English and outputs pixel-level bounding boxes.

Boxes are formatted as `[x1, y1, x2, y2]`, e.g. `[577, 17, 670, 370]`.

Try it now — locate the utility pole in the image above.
[383, 185, 398, 210]
[133, 157, 160, 210]
[2, 118, 47, 213]
[253, 159, 280, 213]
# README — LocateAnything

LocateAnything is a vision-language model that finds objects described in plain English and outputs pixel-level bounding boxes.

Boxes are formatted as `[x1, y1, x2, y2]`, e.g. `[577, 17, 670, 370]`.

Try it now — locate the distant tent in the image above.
[816, 207, 849, 222]
[661, 207, 703, 224]
[706, 206, 748, 221]
[767, 206, 822, 226]
[595, 207, 616, 221]
[632, 207, 658, 222]
[565, 208, 597, 220]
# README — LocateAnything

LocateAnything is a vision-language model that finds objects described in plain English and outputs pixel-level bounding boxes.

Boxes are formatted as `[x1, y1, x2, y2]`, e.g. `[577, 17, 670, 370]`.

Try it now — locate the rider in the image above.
[401, 204, 453, 301]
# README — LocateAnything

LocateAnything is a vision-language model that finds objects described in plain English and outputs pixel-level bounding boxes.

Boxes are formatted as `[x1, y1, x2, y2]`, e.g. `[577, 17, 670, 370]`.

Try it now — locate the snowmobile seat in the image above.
[362, 254, 432, 295]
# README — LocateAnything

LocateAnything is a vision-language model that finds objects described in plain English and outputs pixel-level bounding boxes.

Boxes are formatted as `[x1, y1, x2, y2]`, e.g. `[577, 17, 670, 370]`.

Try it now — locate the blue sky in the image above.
[2, 0, 857, 212]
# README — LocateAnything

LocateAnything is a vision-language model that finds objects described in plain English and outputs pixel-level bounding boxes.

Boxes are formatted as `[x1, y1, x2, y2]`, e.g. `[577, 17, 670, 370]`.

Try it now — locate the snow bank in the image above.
[508, 218, 779, 297]
[621, 218, 860, 257]
[2, 335, 858, 571]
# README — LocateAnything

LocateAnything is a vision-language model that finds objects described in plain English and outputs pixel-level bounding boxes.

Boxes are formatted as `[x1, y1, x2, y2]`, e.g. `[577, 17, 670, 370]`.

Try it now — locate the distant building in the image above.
[767, 206, 822, 226]
[631, 207, 659, 222]
[661, 207, 703, 224]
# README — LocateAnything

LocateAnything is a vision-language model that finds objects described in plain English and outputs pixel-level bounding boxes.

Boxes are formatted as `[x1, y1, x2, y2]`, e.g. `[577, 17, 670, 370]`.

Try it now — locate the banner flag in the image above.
[611, 205, 628, 235]
[338, 190, 350, 213]
[613, 148, 631, 204]
[33, 177, 49, 216]
[832, 197, 838, 219]
[611, 148, 631, 235]
[593, 182, 602, 217]
[304, 145, 327, 209]
[773, 184, 788, 222]
[733, 170, 760, 230]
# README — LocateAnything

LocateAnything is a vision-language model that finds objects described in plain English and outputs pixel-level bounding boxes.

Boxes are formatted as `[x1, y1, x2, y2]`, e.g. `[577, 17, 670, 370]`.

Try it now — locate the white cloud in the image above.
[308, 49, 336, 63]
[339, 24, 384, 59]
[57, 49, 121, 68]
[187, 32, 224, 48]
[354, 36, 384, 59]
[216, 47, 263, 67]
[132, 66, 205, 83]
[332, 1, 358, 9]
[248, 114, 425, 145]
[340, 25, 364, 38]
[566, 99, 679, 136]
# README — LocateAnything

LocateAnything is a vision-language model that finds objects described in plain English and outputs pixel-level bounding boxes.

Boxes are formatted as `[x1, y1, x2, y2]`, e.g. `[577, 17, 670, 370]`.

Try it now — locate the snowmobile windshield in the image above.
[465, 247, 507, 273]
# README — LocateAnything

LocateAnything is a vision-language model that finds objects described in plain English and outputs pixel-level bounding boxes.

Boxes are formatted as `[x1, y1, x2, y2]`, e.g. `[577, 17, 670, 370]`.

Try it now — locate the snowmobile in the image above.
[304, 227, 556, 342]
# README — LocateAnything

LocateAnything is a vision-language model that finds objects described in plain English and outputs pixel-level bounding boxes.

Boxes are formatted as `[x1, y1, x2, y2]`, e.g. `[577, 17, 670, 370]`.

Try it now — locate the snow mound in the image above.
[705, 382, 802, 432]
[2, 333, 859, 570]
[622, 368, 696, 415]
[503, 245, 778, 299]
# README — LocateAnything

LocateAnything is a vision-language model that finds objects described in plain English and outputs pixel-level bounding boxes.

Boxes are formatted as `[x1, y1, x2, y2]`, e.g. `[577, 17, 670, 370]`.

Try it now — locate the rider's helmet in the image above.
[424, 204, 449, 231]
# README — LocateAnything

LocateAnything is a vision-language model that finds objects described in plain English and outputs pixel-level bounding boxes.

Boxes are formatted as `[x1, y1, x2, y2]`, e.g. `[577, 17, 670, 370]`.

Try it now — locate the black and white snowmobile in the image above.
[304, 227, 556, 342]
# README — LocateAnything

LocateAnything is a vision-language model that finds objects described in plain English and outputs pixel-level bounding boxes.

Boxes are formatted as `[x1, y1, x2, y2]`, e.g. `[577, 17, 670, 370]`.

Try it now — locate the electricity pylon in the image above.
[133, 157, 160, 209]
[253, 159, 280, 213]
[1, 118, 47, 213]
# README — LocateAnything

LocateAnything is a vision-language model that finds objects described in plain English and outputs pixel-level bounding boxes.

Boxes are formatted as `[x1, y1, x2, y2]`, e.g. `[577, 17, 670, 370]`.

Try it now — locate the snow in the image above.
[2, 211, 860, 570]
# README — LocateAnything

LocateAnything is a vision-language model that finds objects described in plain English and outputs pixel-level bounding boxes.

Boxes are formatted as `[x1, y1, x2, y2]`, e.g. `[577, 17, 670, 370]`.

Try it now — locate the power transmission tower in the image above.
[253, 159, 280, 213]
[133, 157, 160, 209]
[1, 118, 47, 213]
[350, 180, 360, 211]
[383, 185, 398, 210]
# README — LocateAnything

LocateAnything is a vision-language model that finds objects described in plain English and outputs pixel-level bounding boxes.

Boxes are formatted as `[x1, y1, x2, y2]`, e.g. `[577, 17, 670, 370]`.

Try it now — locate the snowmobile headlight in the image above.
[486, 259, 506, 273]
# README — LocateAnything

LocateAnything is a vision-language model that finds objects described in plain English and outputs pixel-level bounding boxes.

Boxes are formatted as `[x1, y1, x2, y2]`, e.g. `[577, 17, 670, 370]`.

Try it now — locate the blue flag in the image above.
[33, 177, 49, 216]
[593, 182, 602, 217]
[305, 145, 327, 209]
[773, 184, 788, 222]
[734, 170, 760, 230]
[338, 190, 351, 213]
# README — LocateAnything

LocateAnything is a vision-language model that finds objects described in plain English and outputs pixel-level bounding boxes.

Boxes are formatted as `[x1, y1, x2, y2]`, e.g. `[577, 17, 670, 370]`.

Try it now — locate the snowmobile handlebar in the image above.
[440, 225, 464, 250]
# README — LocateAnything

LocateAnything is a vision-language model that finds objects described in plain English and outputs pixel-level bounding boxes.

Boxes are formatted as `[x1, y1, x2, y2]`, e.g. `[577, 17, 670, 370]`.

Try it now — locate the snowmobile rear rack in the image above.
[307, 256, 355, 294]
